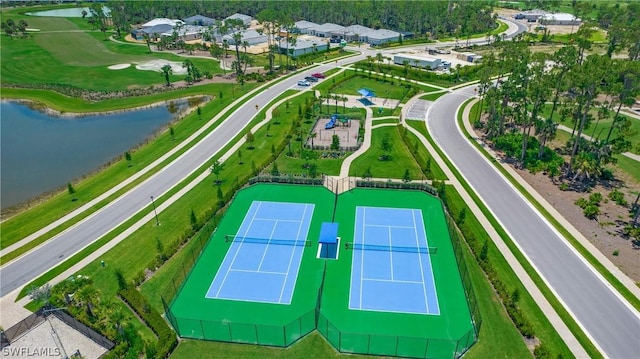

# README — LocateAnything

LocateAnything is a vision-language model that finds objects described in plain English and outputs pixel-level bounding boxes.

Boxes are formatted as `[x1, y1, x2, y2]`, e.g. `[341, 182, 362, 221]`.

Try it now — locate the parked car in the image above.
[304, 76, 318, 82]
[297, 80, 310, 86]
[311, 73, 326, 79]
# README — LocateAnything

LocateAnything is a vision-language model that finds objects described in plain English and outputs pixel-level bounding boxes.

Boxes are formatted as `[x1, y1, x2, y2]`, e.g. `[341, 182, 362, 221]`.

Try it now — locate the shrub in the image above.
[608, 189, 627, 206]
[119, 288, 178, 358]
[588, 192, 602, 205]
[613, 249, 619, 256]
[575, 198, 589, 209]
[583, 205, 600, 219]
[559, 182, 569, 191]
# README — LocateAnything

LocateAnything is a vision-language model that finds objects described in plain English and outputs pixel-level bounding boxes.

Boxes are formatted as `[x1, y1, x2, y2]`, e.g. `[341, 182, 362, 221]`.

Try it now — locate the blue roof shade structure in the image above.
[357, 88, 375, 98]
[319, 222, 339, 244]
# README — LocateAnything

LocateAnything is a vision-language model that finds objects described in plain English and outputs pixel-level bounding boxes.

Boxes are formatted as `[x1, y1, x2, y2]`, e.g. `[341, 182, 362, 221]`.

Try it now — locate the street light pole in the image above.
[150, 196, 160, 226]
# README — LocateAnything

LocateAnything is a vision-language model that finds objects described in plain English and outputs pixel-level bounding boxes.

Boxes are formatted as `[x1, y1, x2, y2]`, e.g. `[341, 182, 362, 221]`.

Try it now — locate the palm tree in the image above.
[76, 285, 99, 318]
[161, 64, 172, 86]
[143, 33, 152, 53]
[309, 132, 317, 150]
[342, 96, 348, 114]
[375, 52, 384, 73]
[222, 39, 230, 58]
[535, 118, 557, 159]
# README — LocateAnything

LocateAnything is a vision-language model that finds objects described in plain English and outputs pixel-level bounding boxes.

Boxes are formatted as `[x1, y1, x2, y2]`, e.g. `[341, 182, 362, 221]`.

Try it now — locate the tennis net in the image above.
[345, 242, 437, 254]
[225, 235, 311, 247]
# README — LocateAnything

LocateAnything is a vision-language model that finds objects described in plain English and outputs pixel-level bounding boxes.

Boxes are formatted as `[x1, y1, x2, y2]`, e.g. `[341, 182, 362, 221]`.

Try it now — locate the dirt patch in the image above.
[474, 129, 640, 283]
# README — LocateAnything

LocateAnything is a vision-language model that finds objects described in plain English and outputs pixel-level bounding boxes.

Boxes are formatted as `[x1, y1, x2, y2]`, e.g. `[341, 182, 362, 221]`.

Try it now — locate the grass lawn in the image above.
[349, 125, 423, 179]
[539, 104, 640, 155]
[402, 125, 448, 181]
[371, 107, 396, 118]
[1, 22, 222, 90]
[372, 118, 399, 125]
[421, 91, 447, 101]
[330, 75, 411, 100]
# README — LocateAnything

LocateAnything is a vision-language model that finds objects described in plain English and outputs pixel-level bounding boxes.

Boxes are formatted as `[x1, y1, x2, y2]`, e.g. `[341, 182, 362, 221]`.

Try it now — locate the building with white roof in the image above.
[539, 13, 581, 25]
[368, 29, 401, 45]
[183, 14, 216, 26]
[394, 54, 446, 70]
[293, 20, 319, 34]
[278, 38, 329, 57]
[308, 23, 346, 38]
[141, 18, 183, 28]
[225, 13, 252, 27]
[222, 29, 268, 45]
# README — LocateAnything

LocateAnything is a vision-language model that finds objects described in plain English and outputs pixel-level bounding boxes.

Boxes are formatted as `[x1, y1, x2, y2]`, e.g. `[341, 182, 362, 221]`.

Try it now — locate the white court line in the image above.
[362, 278, 424, 284]
[252, 218, 302, 223]
[419, 209, 441, 315]
[359, 207, 366, 310]
[230, 269, 287, 275]
[215, 202, 262, 297]
[365, 224, 416, 229]
[278, 204, 310, 303]
[257, 219, 279, 271]
[412, 209, 430, 313]
[388, 225, 394, 281]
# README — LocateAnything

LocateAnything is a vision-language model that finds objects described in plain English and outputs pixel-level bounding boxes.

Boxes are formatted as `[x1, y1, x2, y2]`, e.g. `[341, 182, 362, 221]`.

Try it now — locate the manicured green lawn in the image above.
[331, 76, 411, 100]
[349, 125, 423, 179]
[421, 91, 447, 101]
[539, 104, 639, 154]
[1, 22, 222, 90]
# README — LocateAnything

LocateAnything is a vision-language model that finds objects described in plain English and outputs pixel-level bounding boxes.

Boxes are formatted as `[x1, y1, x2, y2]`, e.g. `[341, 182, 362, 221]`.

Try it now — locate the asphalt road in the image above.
[427, 86, 640, 359]
[0, 54, 366, 296]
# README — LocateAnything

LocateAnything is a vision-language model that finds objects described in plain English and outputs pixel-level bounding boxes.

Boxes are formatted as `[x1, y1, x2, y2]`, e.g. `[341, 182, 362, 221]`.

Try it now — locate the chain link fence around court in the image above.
[317, 312, 477, 359]
[161, 181, 480, 358]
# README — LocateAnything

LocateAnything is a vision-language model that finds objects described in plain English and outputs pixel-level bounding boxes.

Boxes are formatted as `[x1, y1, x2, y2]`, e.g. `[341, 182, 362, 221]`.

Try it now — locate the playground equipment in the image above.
[325, 114, 348, 129]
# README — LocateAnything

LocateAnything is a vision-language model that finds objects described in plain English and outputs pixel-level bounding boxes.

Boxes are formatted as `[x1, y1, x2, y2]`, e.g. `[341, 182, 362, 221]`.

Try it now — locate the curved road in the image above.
[427, 86, 640, 359]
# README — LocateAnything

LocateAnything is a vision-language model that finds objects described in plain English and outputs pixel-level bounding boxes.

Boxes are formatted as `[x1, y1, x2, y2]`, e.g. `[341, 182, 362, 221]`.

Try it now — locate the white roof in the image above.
[541, 13, 580, 22]
[294, 20, 318, 29]
[522, 9, 548, 15]
[394, 54, 440, 62]
[279, 38, 325, 50]
[225, 13, 252, 22]
[141, 18, 183, 28]
[344, 24, 375, 36]
[369, 29, 400, 40]
[309, 22, 345, 33]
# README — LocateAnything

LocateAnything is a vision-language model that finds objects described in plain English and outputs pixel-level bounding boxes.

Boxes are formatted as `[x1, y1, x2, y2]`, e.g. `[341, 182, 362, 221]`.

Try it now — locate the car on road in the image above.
[304, 76, 318, 82]
[311, 73, 326, 79]
[297, 80, 310, 86]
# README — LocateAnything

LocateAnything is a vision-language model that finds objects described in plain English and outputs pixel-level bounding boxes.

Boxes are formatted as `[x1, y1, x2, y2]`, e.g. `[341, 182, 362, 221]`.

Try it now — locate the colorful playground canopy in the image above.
[357, 88, 375, 98]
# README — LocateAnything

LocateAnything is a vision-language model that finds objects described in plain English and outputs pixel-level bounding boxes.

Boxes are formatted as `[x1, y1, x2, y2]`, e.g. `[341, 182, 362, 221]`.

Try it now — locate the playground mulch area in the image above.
[310, 117, 361, 149]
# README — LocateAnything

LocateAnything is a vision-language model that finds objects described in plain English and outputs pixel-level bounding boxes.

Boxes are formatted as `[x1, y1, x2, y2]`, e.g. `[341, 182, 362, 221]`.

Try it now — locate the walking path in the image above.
[556, 124, 639, 163]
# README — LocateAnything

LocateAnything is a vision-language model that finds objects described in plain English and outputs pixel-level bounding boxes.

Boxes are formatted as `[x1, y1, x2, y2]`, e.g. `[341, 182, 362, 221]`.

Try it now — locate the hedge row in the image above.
[118, 288, 177, 358]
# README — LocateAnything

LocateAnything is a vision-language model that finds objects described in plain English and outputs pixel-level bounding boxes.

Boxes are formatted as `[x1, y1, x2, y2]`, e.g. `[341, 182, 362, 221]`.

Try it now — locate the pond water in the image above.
[1, 100, 188, 209]
[26, 6, 111, 18]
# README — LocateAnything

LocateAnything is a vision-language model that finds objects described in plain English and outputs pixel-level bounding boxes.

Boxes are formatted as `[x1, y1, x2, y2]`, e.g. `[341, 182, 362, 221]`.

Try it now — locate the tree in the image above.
[143, 33, 152, 53]
[237, 149, 243, 164]
[331, 134, 340, 150]
[161, 64, 172, 86]
[246, 131, 255, 149]
[271, 162, 280, 176]
[209, 42, 223, 59]
[308, 132, 317, 150]
[190, 209, 198, 229]
[403, 169, 411, 183]
[210, 160, 224, 185]
[362, 167, 373, 181]
[67, 183, 76, 201]
[380, 133, 393, 160]
[169, 126, 175, 140]
[125, 151, 132, 167]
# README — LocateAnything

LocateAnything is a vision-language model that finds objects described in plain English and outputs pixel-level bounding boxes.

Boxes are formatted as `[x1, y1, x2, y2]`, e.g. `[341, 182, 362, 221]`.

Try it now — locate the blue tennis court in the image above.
[348, 206, 440, 315]
[206, 201, 314, 304]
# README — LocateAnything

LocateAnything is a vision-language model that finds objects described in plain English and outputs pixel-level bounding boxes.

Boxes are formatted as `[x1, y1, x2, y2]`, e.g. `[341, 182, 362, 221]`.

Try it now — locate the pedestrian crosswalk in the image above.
[405, 99, 433, 121]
